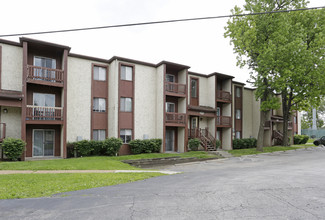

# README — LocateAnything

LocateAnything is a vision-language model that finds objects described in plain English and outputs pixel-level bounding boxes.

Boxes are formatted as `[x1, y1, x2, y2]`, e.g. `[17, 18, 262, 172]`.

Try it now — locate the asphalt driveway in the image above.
[1, 147, 325, 220]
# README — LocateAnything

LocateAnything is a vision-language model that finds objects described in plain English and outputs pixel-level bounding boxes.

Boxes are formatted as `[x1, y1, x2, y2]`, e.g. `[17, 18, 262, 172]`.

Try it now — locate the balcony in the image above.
[216, 90, 231, 102]
[165, 82, 186, 97]
[216, 116, 231, 127]
[26, 105, 63, 123]
[166, 113, 186, 126]
[0, 123, 6, 142]
[27, 65, 64, 86]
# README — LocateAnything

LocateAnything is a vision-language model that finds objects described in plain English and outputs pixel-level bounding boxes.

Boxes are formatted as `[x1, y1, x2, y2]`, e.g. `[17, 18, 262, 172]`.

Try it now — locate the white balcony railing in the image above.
[26, 105, 63, 121]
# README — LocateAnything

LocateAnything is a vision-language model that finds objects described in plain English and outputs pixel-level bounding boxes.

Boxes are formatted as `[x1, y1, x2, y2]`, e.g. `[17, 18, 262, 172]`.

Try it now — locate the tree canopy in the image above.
[225, 0, 325, 147]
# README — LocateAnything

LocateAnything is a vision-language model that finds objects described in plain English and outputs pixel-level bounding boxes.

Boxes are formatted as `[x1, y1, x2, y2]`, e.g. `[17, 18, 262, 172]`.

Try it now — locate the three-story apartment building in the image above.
[0, 38, 300, 160]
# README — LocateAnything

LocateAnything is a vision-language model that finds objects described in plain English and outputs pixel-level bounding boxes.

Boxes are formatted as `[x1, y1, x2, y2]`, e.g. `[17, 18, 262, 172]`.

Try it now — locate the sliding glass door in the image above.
[33, 129, 55, 157]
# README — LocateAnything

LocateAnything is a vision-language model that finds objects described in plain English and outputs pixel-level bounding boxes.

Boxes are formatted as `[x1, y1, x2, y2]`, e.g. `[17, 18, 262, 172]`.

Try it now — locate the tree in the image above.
[301, 97, 325, 129]
[225, 0, 325, 149]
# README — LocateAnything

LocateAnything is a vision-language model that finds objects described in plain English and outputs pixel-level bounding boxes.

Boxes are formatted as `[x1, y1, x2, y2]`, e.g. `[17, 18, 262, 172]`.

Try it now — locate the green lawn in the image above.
[0, 173, 163, 199]
[0, 152, 217, 199]
[0, 152, 217, 170]
[307, 138, 315, 143]
[112, 151, 219, 161]
[228, 145, 314, 157]
[0, 156, 138, 170]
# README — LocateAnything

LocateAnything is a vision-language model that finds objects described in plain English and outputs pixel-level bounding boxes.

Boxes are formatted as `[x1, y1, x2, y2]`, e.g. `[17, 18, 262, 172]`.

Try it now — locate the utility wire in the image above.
[0, 6, 324, 37]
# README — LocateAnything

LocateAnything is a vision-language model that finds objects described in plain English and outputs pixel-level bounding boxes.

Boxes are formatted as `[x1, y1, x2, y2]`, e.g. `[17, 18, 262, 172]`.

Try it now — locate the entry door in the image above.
[190, 116, 199, 137]
[165, 129, 175, 151]
[33, 129, 55, 157]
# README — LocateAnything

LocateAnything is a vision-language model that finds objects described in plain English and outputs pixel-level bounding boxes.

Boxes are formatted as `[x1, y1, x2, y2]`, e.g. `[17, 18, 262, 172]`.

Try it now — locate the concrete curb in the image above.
[0, 170, 180, 175]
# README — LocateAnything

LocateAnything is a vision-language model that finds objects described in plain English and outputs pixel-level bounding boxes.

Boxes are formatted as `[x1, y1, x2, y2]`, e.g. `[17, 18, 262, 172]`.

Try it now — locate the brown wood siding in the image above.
[118, 63, 135, 155]
[91, 64, 109, 139]
[26, 125, 61, 157]
[234, 86, 243, 138]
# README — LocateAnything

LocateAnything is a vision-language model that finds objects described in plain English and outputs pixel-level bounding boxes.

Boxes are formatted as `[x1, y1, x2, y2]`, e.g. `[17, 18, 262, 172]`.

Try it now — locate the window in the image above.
[93, 129, 106, 141]
[191, 79, 198, 98]
[34, 57, 56, 69]
[33, 93, 55, 107]
[236, 109, 241, 119]
[121, 65, 133, 81]
[34, 56, 56, 81]
[294, 116, 297, 124]
[93, 66, 106, 81]
[166, 74, 175, 82]
[120, 98, 132, 112]
[93, 98, 106, 112]
[236, 87, 241, 98]
[120, 129, 132, 144]
[235, 131, 241, 139]
[166, 102, 175, 112]
[33, 93, 56, 120]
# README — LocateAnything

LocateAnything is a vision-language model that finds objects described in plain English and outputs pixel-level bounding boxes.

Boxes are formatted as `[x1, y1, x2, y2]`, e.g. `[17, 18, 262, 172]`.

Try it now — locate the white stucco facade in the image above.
[134, 64, 157, 140]
[66, 56, 94, 142]
[0, 44, 22, 91]
[108, 60, 119, 138]
[1, 107, 21, 139]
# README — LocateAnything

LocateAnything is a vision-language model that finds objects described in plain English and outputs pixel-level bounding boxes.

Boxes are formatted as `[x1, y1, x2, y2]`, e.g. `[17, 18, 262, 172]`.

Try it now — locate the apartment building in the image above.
[0, 38, 300, 160]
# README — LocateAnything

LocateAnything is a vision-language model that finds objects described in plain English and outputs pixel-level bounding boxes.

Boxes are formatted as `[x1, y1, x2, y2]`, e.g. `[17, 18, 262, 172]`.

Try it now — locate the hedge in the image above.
[1, 138, 26, 161]
[293, 135, 309, 145]
[67, 138, 123, 157]
[233, 138, 257, 149]
[129, 139, 162, 154]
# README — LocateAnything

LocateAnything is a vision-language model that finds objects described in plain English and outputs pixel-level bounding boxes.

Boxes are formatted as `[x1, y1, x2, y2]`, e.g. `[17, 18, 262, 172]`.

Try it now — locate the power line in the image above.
[0, 6, 324, 37]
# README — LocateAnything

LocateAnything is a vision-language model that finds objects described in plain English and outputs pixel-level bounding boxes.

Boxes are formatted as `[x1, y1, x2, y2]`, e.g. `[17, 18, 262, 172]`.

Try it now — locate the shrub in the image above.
[294, 135, 309, 145]
[66, 142, 76, 158]
[129, 139, 162, 154]
[91, 140, 105, 156]
[188, 138, 200, 151]
[75, 140, 93, 156]
[215, 140, 221, 149]
[150, 139, 162, 153]
[2, 138, 26, 161]
[232, 138, 257, 149]
[103, 137, 123, 156]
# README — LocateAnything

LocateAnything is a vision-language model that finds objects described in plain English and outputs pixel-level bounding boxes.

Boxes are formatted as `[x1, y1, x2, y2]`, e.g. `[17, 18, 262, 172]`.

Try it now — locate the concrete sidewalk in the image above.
[0, 170, 180, 175]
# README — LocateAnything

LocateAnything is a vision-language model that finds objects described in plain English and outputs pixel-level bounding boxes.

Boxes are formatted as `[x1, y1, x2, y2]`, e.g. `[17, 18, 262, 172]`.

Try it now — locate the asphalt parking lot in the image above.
[1, 147, 325, 220]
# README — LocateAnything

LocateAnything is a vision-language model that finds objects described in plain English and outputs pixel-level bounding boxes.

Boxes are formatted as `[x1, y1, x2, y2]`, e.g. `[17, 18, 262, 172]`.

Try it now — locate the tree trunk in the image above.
[257, 110, 267, 151]
[282, 93, 289, 146]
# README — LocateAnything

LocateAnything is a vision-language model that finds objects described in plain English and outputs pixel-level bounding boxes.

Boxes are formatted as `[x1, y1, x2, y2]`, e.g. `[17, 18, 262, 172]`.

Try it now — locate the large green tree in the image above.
[225, 0, 325, 149]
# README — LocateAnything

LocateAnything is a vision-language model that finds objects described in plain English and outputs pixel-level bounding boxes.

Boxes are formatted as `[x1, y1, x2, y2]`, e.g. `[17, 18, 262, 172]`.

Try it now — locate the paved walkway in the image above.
[0, 170, 179, 175]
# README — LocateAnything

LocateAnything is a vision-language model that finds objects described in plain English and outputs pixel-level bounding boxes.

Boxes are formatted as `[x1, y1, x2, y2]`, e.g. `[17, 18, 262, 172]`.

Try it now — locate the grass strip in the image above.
[0, 152, 218, 170]
[0, 173, 164, 199]
[228, 145, 314, 157]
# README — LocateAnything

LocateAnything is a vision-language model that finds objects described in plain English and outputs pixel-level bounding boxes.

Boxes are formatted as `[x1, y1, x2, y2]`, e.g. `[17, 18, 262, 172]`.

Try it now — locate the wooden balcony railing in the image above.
[27, 65, 64, 84]
[165, 82, 186, 95]
[216, 90, 231, 102]
[26, 105, 63, 121]
[166, 112, 186, 124]
[216, 116, 231, 126]
[0, 123, 6, 141]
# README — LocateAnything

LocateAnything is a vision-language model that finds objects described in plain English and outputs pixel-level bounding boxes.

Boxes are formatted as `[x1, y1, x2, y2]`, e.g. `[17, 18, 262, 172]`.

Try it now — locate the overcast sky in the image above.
[1, 0, 323, 86]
